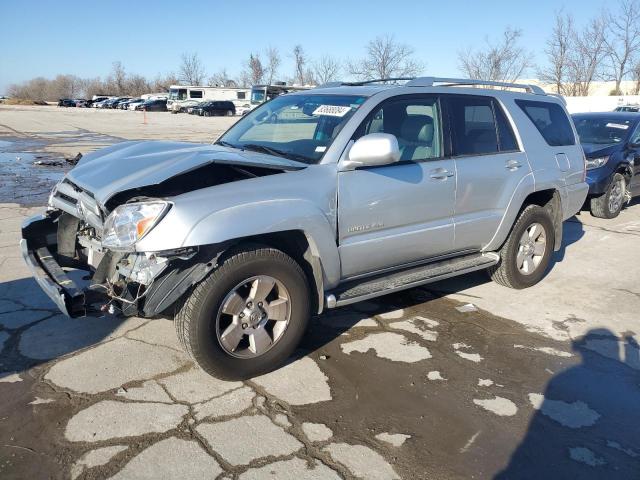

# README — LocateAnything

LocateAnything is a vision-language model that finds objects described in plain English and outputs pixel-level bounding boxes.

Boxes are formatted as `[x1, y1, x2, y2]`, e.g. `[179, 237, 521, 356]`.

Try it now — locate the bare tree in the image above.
[292, 45, 307, 85]
[458, 28, 533, 83]
[126, 74, 152, 96]
[265, 47, 281, 85]
[179, 52, 206, 85]
[246, 54, 264, 85]
[604, 0, 640, 94]
[348, 35, 421, 80]
[633, 60, 640, 94]
[209, 69, 235, 87]
[313, 55, 341, 84]
[108, 61, 127, 95]
[151, 72, 180, 92]
[539, 12, 574, 94]
[566, 14, 609, 96]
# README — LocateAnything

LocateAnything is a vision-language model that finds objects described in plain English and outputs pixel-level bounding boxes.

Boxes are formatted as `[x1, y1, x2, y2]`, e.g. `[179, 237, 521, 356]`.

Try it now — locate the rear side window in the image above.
[449, 96, 499, 155]
[190, 90, 203, 99]
[515, 100, 575, 146]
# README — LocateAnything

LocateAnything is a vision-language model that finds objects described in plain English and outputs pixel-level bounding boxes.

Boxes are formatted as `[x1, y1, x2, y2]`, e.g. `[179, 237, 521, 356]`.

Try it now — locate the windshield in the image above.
[169, 88, 187, 100]
[251, 89, 266, 105]
[573, 117, 633, 145]
[218, 94, 366, 164]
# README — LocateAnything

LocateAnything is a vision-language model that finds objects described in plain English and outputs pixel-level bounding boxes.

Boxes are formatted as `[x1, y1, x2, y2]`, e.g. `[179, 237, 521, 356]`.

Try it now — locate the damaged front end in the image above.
[21, 187, 222, 318]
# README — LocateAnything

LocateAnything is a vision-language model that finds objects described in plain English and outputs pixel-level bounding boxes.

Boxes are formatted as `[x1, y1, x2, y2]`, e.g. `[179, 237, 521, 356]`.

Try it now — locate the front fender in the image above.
[138, 199, 341, 287]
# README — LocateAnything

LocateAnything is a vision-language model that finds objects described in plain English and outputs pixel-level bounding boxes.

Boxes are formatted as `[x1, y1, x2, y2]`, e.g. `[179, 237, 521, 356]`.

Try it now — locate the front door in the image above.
[337, 95, 456, 279]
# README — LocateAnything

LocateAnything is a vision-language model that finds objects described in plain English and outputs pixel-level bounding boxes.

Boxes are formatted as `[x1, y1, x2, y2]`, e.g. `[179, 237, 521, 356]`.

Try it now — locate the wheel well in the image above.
[227, 231, 323, 314]
[521, 189, 563, 251]
[616, 163, 633, 182]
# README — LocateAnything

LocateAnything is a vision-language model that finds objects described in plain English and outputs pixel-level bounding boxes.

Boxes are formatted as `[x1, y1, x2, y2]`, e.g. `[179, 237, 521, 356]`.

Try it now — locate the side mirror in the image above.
[341, 133, 400, 170]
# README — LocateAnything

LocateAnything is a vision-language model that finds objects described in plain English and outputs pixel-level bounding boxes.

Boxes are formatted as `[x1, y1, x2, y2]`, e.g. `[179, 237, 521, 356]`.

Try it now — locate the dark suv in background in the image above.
[197, 101, 236, 116]
[573, 112, 640, 218]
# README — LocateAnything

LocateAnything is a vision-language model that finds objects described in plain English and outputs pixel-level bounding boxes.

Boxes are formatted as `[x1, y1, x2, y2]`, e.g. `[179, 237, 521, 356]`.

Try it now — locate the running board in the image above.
[325, 252, 499, 308]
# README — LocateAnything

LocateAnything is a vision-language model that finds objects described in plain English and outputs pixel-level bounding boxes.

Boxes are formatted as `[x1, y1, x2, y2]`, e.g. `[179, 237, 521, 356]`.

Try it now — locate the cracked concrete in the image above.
[2, 113, 640, 479]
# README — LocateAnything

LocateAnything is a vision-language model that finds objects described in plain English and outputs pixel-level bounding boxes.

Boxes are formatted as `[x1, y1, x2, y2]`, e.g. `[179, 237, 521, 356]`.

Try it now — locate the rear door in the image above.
[629, 123, 640, 192]
[446, 95, 531, 251]
[338, 94, 457, 279]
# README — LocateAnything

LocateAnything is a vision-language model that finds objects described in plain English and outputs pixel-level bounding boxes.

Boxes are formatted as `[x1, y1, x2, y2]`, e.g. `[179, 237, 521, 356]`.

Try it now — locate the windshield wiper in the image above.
[240, 144, 312, 163]
[214, 140, 237, 149]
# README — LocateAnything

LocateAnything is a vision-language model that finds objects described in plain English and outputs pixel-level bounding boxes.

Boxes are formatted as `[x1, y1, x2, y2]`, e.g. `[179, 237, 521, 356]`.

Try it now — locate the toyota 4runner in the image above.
[21, 77, 588, 379]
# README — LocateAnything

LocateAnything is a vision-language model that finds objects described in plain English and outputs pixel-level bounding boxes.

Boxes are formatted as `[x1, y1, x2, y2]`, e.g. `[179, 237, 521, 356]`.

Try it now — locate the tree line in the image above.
[7, 0, 640, 101]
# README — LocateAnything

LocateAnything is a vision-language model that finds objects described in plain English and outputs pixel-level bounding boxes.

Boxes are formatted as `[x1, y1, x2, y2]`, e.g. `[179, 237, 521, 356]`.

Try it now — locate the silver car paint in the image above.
[53, 84, 588, 297]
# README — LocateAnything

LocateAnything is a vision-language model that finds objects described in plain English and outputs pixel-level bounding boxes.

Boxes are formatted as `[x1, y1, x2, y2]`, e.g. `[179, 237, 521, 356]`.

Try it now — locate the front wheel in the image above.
[590, 173, 626, 219]
[175, 245, 310, 380]
[488, 204, 555, 289]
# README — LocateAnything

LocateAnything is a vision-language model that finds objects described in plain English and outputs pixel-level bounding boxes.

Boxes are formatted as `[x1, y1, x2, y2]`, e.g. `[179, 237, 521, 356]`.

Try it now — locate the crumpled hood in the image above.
[581, 142, 620, 157]
[66, 141, 306, 205]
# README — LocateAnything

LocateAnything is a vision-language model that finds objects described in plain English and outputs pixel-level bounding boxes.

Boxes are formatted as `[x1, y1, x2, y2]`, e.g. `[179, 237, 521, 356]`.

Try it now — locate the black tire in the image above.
[488, 204, 555, 289]
[204, 111, 210, 117]
[590, 173, 625, 219]
[175, 245, 310, 380]
[227, 110, 234, 116]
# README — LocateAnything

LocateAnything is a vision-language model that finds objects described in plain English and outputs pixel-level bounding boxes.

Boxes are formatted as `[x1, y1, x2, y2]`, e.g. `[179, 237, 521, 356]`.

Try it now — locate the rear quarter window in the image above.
[515, 100, 575, 147]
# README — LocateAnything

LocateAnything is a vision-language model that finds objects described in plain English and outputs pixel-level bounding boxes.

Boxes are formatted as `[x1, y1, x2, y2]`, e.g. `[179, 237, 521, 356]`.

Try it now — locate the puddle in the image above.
[0, 140, 68, 205]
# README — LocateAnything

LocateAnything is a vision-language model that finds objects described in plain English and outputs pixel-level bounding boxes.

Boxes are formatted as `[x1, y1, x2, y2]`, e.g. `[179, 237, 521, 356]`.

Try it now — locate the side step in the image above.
[325, 252, 499, 308]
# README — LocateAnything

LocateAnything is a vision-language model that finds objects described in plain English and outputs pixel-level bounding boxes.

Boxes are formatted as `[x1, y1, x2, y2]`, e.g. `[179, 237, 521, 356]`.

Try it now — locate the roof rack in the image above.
[318, 77, 546, 95]
[405, 77, 546, 95]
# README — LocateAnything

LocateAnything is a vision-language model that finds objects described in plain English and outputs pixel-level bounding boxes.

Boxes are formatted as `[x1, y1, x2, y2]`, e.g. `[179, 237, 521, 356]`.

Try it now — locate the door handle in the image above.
[430, 168, 454, 180]
[505, 160, 522, 170]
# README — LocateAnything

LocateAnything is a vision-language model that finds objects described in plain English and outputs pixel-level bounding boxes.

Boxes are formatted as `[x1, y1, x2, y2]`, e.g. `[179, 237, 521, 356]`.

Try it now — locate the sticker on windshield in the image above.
[315, 146, 327, 153]
[606, 123, 629, 130]
[313, 105, 352, 117]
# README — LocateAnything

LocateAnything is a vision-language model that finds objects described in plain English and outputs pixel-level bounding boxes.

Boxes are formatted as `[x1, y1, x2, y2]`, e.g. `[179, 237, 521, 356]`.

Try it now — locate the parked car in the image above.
[111, 97, 132, 109]
[92, 99, 110, 108]
[57, 99, 76, 107]
[127, 99, 146, 111]
[75, 99, 89, 108]
[572, 112, 640, 218]
[614, 105, 640, 113]
[90, 96, 110, 108]
[198, 101, 236, 117]
[21, 77, 587, 380]
[119, 98, 140, 110]
[186, 102, 205, 114]
[236, 104, 253, 116]
[135, 99, 167, 112]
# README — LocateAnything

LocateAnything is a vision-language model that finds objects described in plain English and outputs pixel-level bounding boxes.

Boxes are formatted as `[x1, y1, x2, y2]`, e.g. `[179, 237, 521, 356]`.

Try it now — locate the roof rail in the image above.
[405, 77, 546, 95]
[317, 78, 414, 88]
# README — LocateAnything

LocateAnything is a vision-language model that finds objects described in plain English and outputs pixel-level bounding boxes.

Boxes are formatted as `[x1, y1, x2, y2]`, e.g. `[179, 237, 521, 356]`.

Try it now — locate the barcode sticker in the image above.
[313, 105, 352, 117]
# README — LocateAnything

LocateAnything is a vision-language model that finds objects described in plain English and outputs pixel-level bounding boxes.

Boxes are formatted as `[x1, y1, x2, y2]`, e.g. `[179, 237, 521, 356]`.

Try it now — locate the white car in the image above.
[127, 100, 146, 111]
[235, 104, 253, 116]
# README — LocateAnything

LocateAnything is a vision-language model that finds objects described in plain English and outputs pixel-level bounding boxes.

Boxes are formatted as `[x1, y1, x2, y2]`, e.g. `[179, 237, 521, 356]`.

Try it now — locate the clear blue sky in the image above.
[0, 0, 610, 94]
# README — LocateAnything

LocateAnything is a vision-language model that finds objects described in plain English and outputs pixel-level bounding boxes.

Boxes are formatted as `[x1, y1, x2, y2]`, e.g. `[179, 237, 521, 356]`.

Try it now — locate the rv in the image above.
[249, 83, 312, 107]
[167, 85, 251, 113]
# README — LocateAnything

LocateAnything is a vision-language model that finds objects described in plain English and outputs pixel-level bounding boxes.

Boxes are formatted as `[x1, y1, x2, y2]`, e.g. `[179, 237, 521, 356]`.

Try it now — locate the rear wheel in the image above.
[227, 110, 234, 116]
[488, 205, 555, 289]
[175, 245, 310, 380]
[590, 173, 626, 219]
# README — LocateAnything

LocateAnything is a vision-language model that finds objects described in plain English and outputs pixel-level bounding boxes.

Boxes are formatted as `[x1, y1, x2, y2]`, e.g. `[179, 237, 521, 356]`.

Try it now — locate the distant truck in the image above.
[167, 85, 250, 113]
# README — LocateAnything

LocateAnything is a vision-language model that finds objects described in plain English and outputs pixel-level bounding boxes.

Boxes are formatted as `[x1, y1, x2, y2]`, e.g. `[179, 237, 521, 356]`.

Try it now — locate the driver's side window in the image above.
[355, 96, 442, 161]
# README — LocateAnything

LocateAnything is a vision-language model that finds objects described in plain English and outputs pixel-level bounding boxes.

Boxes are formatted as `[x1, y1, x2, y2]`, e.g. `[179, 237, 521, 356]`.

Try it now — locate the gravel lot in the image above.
[1, 106, 639, 479]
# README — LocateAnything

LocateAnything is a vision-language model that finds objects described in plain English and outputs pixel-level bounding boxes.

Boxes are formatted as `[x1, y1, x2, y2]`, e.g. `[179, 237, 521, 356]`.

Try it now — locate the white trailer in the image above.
[167, 85, 251, 113]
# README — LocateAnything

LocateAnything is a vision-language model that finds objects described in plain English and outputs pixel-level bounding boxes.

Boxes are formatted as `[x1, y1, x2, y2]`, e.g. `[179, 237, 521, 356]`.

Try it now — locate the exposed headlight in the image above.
[585, 156, 609, 170]
[102, 201, 170, 250]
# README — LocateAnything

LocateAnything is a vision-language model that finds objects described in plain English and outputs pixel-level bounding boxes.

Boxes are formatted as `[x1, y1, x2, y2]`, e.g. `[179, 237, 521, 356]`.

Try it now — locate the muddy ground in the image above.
[0, 106, 639, 479]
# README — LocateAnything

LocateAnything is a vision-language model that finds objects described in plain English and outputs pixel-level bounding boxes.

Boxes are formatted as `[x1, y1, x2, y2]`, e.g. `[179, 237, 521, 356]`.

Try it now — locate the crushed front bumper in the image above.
[20, 213, 87, 317]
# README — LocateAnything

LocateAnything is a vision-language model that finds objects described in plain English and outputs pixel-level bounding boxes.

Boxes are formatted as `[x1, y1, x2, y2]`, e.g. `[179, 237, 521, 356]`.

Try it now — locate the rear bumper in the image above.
[560, 182, 589, 220]
[20, 213, 86, 317]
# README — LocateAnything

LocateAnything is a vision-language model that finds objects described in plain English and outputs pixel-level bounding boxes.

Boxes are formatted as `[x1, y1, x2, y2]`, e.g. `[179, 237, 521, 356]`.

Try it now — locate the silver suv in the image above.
[21, 77, 588, 379]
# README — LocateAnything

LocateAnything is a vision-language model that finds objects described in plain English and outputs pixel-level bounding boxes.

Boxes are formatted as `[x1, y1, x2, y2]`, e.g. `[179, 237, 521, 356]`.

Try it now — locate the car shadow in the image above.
[0, 276, 135, 380]
[495, 328, 640, 480]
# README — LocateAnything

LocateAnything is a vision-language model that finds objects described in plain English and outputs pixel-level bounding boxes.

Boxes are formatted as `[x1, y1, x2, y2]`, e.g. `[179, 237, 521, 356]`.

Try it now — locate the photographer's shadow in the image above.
[496, 329, 640, 480]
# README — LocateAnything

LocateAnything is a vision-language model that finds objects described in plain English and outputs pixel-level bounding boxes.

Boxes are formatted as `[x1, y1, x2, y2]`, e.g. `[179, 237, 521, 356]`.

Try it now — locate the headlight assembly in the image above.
[585, 156, 609, 170]
[102, 201, 170, 250]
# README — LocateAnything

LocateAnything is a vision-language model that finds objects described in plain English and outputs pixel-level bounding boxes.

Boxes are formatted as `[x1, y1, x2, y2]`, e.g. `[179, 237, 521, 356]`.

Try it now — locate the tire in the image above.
[590, 173, 626, 219]
[204, 111, 210, 117]
[227, 110, 233, 116]
[175, 245, 310, 380]
[488, 204, 555, 289]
